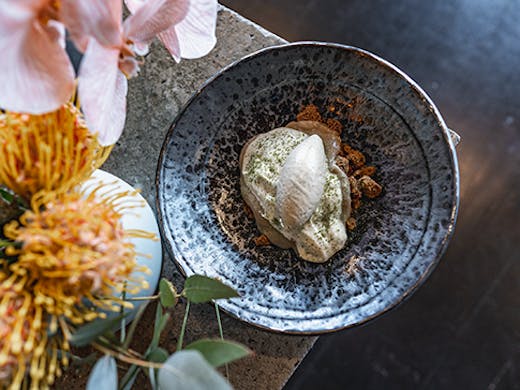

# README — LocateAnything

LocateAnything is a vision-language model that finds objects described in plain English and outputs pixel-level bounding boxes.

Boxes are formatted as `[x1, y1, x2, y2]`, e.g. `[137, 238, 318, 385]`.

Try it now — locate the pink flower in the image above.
[78, 0, 217, 146]
[0, 0, 218, 146]
[0, 0, 122, 114]
[0, 0, 75, 113]
[125, 0, 218, 62]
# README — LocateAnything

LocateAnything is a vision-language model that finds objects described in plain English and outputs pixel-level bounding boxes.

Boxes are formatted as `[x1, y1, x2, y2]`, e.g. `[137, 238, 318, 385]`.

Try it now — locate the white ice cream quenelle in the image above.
[276, 135, 327, 231]
[240, 124, 351, 263]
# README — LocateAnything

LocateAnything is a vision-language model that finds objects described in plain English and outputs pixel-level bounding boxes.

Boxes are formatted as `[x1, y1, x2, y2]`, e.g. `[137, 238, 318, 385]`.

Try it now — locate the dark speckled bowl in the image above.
[156, 42, 459, 334]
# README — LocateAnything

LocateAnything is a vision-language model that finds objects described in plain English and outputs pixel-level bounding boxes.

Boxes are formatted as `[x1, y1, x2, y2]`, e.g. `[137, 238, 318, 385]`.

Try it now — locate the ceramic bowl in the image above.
[156, 42, 459, 333]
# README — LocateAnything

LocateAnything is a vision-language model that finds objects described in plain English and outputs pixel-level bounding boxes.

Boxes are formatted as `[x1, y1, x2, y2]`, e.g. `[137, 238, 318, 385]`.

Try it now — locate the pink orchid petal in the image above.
[174, 0, 217, 59]
[0, 4, 74, 113]
[78, 39, 128, 146]
[125, 0, 180, 61]
[124, 0, 189, 43]
[158, 27, 181, 62]
[133, 41, 150, 56]
[61, 0, 123, 51]
[119, 56, 141, 78]
[12, 0, 48, 13]
[45, 19, 66, 49]
[124, 0, 144, 13]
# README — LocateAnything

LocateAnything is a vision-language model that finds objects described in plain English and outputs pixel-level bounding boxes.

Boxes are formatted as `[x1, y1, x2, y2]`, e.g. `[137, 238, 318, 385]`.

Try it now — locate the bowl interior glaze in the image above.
[157, 42, 459, 333]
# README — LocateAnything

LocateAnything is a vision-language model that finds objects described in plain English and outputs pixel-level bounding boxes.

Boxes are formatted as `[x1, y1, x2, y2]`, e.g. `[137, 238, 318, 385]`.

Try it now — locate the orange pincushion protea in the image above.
[3, 188, 152, 325]
[0, 185, 155, 389]
[0, 274, 65, 390]
[0, 102, 112, 200]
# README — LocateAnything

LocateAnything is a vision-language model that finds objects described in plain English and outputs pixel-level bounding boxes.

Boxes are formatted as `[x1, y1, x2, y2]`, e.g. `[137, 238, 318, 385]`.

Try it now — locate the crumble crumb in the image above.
[359, 175, 383, 199]
[346, 217, 357, 231]
[253, 234, 271, 246]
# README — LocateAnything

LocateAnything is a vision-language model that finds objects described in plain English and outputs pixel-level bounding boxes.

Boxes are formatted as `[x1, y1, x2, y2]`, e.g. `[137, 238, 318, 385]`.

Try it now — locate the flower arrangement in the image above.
[0, 1, 251, 389]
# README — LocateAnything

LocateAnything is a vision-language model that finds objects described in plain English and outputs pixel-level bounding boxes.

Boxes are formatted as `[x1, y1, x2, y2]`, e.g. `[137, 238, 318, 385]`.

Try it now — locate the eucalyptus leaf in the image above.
[159, 278, 177, 308]
[70, 315, 124, 347]
[183, 275, 239, 303]
[158, 350, 232, 390]
[147, 347, 169, 363]
[185, 339, 251, 367]
[86, 355, 117, 390]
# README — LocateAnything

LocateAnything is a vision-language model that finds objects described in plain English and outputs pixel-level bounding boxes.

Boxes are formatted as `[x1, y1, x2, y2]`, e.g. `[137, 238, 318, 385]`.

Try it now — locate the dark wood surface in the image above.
[222, 1, 520, 388]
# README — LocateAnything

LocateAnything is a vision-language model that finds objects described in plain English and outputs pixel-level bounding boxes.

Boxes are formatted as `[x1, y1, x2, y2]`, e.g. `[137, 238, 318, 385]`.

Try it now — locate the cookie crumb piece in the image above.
[353, 165, 376, 178]
[342, 145, 366, 170]
[359, 175, 383, 198]
[254, 234, 271, 246]
[346, 217, 357, 231]
[296, 104, 322, 122]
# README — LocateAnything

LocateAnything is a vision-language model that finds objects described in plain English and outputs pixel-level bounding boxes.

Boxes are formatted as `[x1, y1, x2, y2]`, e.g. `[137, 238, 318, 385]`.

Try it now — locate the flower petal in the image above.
[0, 5, 74, 113]
[123, 0, 189, 43]
[125, 0, 180, 61]
[61, 0, 123, 51]
[124, 0, 144, 13]
[133, 41, 149, 56]
[158, 26, 181, 62]
[174, 0, 217, 59]
[78, 39, 128, 146]
[45, 19, 66, 49]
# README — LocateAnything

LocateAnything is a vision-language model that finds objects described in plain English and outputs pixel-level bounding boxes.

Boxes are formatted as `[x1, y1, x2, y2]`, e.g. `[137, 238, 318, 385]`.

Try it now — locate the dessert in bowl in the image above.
[157, 42, 459, 333]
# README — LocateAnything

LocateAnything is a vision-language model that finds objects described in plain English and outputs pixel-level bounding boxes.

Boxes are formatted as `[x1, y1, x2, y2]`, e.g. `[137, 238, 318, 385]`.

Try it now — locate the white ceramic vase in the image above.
[82, 169, 163, 318]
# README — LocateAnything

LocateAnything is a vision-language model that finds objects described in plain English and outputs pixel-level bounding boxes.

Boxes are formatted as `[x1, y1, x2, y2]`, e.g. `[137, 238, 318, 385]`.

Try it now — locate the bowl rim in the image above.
[155, 41, 460, 334]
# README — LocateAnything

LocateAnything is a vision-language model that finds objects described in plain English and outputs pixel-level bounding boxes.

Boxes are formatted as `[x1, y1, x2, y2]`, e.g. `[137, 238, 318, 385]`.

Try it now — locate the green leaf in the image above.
[159, 278, 177, 308]
[185, 339, 252, 367]
[70, 315, 124, 347]
[86, 355, 117, 390]
[151, 304, 170, 350]
[0, 188, 14, 204]
[158, 350, 232, 390]
[147, 347, 169, 363]
[0, 187, 28, 209]
[182, 275, 239, 303]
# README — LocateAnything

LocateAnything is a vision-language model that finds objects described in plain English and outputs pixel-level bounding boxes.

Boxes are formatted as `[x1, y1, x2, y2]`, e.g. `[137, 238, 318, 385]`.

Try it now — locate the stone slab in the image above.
[53, 6, 316, 390]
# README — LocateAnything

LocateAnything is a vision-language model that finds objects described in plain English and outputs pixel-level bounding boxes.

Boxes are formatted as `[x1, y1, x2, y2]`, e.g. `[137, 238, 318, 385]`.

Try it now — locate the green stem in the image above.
[215, 303, 229, 379]
[120, 289, 127, 344]
[215, 303, 224, 340]
[124, 295, 159, 301]
[92, 342, 162, 368]
[177, 300, 190, 351]
[119, 364, 139, 390]
[123, 302, 149, 350]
